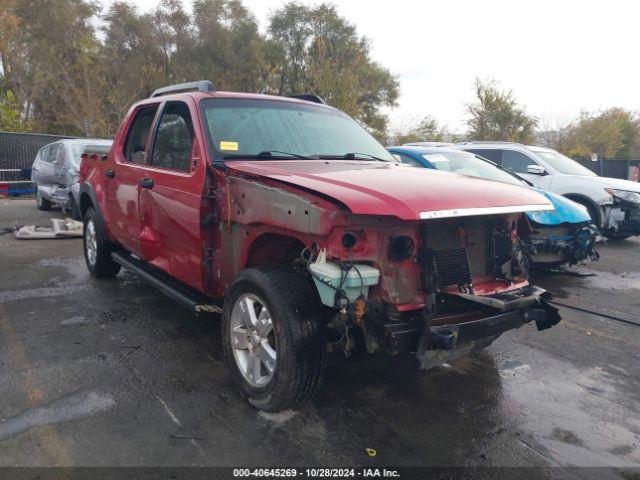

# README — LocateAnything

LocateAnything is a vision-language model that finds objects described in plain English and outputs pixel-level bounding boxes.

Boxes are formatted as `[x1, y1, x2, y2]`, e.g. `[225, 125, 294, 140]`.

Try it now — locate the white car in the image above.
[456, 142, 640, 238]
[32, 139, 112, 218]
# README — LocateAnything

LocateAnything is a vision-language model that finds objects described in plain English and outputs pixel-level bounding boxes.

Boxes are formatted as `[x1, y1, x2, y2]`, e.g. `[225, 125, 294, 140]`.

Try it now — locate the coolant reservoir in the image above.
[309, 249, 380, 307]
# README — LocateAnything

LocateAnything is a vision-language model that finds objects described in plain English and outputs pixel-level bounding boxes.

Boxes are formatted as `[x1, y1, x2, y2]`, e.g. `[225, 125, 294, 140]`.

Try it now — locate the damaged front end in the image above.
[311, 212, 561, 370]
[603, 193, 640, 237]
[526, 221, 601, 267]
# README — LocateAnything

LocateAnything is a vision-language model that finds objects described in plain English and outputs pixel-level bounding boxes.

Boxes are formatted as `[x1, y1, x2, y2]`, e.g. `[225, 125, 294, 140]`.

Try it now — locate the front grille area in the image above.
[627, 206, 640, 222]
[432, 248, 473, 287]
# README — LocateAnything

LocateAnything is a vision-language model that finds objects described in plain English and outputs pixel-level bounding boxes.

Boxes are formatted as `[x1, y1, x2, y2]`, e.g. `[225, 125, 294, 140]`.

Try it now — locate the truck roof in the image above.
[136, 89, 334, 110]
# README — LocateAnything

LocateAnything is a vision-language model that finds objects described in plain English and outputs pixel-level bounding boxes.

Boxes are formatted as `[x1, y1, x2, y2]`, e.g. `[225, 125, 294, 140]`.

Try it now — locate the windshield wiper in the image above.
[318, 152, 388, 162]
[223, 150, 313, 160]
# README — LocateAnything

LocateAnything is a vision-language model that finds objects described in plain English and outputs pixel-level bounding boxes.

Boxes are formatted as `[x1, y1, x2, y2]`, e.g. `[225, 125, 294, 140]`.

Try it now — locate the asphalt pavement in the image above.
[0, 198, 639, 478]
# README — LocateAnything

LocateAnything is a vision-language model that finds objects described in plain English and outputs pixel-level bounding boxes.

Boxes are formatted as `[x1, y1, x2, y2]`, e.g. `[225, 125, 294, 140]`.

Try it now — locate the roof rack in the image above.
[151, 80, 216, 98]
[456, 141, 520, 145]
[287, 94, 326, 105]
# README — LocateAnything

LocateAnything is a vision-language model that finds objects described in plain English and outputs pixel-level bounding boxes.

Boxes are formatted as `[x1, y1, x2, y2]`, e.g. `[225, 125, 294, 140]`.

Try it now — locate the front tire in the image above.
[222, 266, 326, 412]
[83, 207, 120, 278]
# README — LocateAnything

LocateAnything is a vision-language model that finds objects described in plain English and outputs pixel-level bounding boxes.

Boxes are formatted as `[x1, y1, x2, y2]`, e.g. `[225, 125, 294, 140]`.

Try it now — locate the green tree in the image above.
[466, 78, 537, 143]
[564, 108, 640, 159]
[101, 2, 166, 132]
[268, 2, 399, 138]
[0, 90, 31, 131]
[188, 0, 268, 92]
[2, 0, 109, 136]
[391, 115, 445, 145]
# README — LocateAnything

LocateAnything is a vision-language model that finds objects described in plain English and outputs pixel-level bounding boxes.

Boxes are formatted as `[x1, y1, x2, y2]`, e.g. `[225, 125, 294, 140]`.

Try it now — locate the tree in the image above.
[268, 2, 399, 138]
[1, 0, 109, 136]
[0, 90, 31, 131]
[188, 0, 268, 92]
[101, 2, 166, 132]
[390, 115, 446, 145]
[563, 108, 640, 159]
[1, 0, 400, 139]
[466, 78, 537, 143]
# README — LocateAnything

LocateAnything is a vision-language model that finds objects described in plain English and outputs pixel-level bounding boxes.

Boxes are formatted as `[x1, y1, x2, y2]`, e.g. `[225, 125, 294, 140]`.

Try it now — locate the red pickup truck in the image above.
[78, 81, 560, 412]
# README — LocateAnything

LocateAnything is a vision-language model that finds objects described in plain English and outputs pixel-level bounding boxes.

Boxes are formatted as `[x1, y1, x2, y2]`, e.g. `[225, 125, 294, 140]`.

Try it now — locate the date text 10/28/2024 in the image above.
[233, 468, 401, 478]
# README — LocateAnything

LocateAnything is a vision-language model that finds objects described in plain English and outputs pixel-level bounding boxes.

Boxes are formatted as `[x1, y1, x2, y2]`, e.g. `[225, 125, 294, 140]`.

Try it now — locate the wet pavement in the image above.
[1, 198, 639, 476]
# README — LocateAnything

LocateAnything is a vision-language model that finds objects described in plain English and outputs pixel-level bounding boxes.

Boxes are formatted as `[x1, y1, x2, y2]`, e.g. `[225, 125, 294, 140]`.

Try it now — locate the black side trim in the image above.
[111, 251, 221, 315]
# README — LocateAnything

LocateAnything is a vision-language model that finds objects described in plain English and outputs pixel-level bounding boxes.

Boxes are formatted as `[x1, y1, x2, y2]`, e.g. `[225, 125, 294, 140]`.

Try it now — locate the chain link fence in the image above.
[0, 131, 78, 170]
[0, 131, 78, 196]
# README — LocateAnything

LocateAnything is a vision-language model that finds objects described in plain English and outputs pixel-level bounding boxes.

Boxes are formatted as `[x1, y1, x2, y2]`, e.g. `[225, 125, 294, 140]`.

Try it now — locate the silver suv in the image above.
[32, 139, 112, 218]
[456, 142, 640, 238]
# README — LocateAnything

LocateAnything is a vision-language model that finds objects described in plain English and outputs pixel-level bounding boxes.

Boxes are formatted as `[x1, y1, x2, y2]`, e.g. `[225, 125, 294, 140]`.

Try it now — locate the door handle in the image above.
[105, 169, 115, 179]
[139, 178, 154, 189]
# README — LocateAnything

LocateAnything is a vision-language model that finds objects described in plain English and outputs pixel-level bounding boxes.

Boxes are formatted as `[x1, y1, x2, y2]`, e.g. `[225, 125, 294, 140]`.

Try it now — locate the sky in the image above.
[99, 0, 640, 133]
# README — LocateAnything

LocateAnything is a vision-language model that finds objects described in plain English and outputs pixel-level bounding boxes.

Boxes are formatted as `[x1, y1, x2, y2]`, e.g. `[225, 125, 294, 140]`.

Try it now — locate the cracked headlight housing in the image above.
[605, 188, 640, 204]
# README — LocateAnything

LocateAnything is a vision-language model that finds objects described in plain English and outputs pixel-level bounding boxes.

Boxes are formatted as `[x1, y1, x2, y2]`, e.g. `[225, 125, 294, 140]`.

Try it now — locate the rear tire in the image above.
[222, 266, 326, 412]
[36, 188, 51, 211]
[83, 207, 120, 278]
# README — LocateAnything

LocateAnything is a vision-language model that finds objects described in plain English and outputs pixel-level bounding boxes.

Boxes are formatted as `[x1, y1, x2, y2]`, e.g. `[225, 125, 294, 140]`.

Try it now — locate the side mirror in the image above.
[526, 164, 546, 175]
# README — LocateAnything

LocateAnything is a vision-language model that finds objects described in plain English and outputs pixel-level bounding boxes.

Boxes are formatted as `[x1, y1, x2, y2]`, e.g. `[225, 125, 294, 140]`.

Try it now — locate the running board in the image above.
[111, 251, 222, 315]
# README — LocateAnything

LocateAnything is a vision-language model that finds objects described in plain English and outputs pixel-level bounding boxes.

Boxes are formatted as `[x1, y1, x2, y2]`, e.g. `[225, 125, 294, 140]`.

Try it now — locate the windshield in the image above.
[532, 149, 597, 176]
[200, 98, 394, 161]
[422, 151, 526, 186]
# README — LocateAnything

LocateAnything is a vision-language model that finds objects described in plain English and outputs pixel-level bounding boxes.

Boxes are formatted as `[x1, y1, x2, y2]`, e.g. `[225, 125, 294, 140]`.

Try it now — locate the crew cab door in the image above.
[104, 104, 160, 256]
[137, 100, 207, 292]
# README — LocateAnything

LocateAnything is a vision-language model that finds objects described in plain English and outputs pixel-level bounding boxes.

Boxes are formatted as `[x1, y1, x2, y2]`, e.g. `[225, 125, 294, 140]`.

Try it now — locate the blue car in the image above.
[388, 145, 600, 268]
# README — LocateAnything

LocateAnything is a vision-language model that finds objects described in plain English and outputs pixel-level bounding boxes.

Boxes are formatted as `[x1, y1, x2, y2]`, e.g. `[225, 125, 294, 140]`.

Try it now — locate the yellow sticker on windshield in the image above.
[220, 141, 239, 151]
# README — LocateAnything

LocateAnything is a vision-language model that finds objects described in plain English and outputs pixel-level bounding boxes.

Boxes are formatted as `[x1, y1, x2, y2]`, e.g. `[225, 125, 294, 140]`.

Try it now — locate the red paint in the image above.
[79, 90, 550, 312]
[226, 160, 551, 220]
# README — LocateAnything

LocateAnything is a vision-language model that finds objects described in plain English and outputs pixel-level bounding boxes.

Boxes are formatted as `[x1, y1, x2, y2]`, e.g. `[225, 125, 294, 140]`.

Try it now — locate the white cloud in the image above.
[99, 0, 640, 131]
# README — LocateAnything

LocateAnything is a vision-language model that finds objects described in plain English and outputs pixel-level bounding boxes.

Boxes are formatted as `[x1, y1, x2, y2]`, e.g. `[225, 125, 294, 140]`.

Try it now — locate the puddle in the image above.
[60, 316, 88, 326]
[499, 360, 531, 374]
[38, 258, 87, 284]
[0, 284, 87, 303]
[0, 391, 116, 441]
[258, 409, 298, 425]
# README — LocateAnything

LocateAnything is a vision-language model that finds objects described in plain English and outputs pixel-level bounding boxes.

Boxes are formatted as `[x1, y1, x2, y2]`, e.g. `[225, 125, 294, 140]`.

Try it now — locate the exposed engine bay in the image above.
[307, 213, 560, 368]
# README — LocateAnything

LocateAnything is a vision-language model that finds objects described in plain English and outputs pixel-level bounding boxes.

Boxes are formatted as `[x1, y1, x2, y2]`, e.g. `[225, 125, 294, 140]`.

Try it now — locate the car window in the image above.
[47, 144, 62, 163]
[422, 151, 525, 186]
[464, 149, 501, 163]
[532, 149, 597, 176]
[395, 153, 423, 167]
[500, 150, 537, 174]
[151, 102, 195, 172]
[123, 105, 159, 164]
[38, 146, 51, 163]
